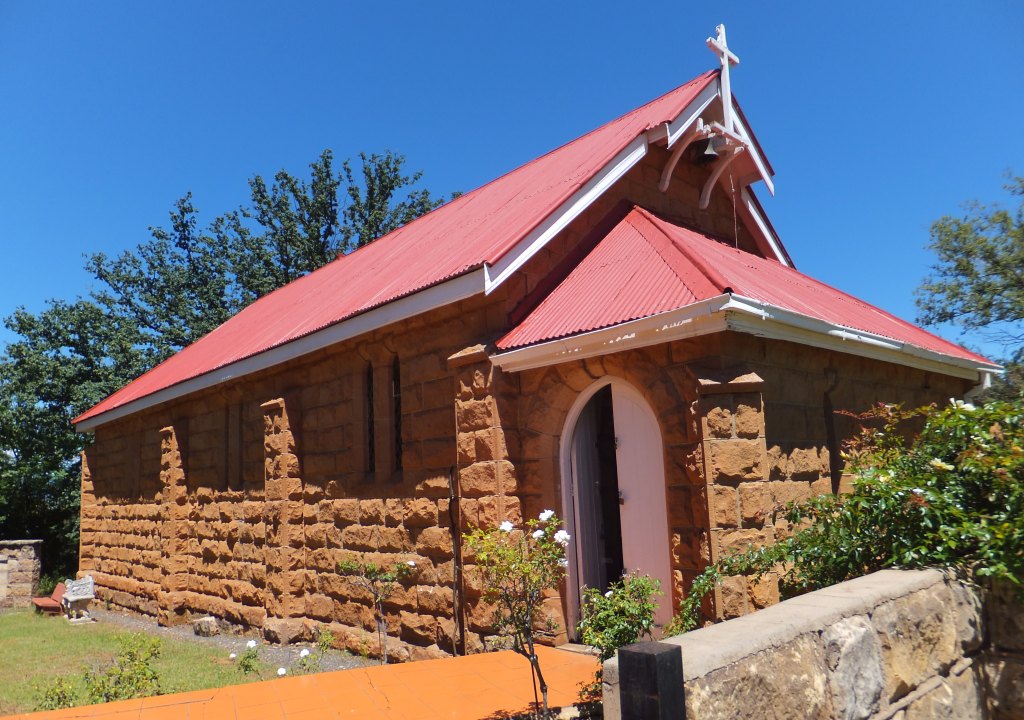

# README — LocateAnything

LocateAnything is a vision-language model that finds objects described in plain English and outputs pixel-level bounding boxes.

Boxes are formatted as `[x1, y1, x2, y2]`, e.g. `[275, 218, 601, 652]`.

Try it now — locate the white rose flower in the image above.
[229, 653, 237, 660]
[499, 520, 514, 532]
[299, 648, 311, 658]
[604, 590, 614, 598]
[538, 509, 555, 522]
[554, 530, 570, 546]
[532, 529, 544, 539]
[929, 458, 955, 472]
[277, 667, 287, 676]
[246, 640, 257, 649]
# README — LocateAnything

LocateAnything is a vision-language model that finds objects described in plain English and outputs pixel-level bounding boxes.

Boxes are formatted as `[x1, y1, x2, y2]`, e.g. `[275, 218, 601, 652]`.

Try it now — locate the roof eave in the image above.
[74, 268, 487, 432]
[491, 294, 1001, 383]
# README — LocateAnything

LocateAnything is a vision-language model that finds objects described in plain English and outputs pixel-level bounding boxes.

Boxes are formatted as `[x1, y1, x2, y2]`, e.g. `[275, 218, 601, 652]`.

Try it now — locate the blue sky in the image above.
[1, 2, 1021, 359]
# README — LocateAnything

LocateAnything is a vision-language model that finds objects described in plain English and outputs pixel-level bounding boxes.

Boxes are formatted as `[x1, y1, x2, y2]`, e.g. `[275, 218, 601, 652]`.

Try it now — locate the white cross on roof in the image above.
[707, 24, 740, 132]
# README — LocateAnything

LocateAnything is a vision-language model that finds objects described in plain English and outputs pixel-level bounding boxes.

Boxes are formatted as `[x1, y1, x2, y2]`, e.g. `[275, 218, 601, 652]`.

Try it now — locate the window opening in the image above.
[392, 356, 403, 471]
[366, 362, 376, 474]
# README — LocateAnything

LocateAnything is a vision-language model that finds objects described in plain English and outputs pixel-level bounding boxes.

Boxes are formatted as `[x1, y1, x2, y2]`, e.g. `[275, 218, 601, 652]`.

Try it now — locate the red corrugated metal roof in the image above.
[75, 72, 718, 426]
[496, 207, 992, 367]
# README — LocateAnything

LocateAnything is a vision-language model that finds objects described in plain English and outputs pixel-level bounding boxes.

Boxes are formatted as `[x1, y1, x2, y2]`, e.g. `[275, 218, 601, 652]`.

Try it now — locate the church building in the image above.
[73, 28, 998, 660]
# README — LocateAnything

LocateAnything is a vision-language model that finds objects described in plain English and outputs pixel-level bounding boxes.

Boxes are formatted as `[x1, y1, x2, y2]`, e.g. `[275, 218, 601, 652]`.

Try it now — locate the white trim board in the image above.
[490, 294, 1000, 382]
[75, 269, 487, 432]
[739, 188, 790, 267]
[483, 82, 720, 294]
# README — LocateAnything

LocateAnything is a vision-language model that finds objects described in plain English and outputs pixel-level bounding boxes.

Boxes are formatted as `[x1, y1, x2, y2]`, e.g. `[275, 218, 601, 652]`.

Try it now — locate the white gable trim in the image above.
[484, 82, 720, 294]
[490, 294, 1000, 382]
[739, 188, 791, 267]
[730, 103, 774, 196]
[75, 268, 487, 432]
[483, 135, 648, 293]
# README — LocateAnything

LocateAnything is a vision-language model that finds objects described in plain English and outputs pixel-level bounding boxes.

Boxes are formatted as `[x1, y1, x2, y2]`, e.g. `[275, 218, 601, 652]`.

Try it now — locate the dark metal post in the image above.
[618, 641, 685, 720]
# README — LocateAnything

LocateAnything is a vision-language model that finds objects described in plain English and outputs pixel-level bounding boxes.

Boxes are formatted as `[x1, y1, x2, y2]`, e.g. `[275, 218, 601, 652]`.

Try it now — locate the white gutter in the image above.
[491, 294, 1001, 383]
[491, 296, 734, 372]
[75, 268, 487, 432]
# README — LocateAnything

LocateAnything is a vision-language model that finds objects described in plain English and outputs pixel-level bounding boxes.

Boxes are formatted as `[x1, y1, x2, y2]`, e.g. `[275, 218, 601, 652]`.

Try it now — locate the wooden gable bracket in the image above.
[658, 24, 772, 210]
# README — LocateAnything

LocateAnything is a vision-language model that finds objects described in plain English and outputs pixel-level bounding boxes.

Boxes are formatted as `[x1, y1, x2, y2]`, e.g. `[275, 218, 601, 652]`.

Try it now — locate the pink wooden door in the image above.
[610, 384, 674, 626]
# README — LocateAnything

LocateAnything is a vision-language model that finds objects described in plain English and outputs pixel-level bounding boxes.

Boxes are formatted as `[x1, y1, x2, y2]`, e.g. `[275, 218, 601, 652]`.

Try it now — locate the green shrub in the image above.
[35, 676, 79, 710]
[668, 399, 1024, 634]
[577, 573, 660, 702]
[35, 634, 163, 709]
[36, 573, 62, 597]
[236, 640, 262, 676]
[578, 573, 660, 663]
[83, 633, 162, 703]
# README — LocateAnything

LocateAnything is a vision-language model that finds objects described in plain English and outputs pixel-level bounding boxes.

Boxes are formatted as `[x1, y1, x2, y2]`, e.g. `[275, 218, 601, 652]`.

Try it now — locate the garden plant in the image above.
[576, 572, 660, 701]
[668, 399, 1024, 634]
[36, 633, 163, 710]
[336, 553, 415, 664]
[465, 511, 569, 718]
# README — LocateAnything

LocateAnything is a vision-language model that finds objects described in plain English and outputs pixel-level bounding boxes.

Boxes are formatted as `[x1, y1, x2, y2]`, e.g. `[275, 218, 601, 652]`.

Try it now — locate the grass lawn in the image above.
[0, 610, 267, 715]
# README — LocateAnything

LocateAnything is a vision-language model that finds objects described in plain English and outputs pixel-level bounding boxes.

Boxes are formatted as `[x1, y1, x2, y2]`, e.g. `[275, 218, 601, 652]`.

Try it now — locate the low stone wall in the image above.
[603, 568, 1024, 719]
[0, 540, 42, 610]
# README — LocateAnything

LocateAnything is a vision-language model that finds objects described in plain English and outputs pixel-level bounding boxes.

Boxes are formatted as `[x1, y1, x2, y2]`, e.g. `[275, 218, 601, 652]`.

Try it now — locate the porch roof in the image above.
[495, 207, 996, 373]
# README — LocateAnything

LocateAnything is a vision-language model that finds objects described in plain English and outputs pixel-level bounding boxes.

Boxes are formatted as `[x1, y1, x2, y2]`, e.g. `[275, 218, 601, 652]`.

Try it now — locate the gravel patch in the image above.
[89, 608, 376, 673]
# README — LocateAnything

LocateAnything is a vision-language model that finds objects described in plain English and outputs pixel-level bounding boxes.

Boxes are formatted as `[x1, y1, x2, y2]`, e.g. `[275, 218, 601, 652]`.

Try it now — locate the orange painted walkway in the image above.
[8, 646, 597, 720]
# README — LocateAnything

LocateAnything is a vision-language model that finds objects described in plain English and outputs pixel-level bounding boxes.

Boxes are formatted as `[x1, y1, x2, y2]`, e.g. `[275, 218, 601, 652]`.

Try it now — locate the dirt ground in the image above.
[89, 607, 376, 673]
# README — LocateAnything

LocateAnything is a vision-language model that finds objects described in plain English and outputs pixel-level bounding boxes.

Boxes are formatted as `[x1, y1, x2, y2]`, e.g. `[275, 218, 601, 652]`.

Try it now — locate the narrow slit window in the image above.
[392, 356, 402, 472]
[366, 362, 376, 474]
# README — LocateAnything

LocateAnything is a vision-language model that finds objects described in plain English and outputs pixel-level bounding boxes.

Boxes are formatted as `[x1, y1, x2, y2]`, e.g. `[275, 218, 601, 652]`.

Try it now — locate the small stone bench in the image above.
[61, 575, 94, 622]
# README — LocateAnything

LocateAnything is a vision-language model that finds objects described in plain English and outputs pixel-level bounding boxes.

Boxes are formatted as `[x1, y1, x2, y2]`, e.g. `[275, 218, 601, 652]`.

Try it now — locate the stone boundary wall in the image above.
[603, 568, 1024, 719]
[0, 540, 42, 610]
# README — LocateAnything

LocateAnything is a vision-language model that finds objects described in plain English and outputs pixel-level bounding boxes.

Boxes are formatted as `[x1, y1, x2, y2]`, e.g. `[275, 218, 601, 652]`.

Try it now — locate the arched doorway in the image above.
[559, 377, 673, 635]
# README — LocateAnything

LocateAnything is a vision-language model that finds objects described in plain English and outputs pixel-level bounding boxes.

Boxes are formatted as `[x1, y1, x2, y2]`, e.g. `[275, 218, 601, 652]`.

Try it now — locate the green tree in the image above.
[87, 194, 237, 361]
[916, 176, 1024, 397]
[0, 149, 444, 576]
[0, 300, 148, 572]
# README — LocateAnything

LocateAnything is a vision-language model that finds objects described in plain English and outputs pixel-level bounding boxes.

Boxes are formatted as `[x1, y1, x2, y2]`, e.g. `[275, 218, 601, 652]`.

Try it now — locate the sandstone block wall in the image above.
[692, 334, 971, 620]
[77, 145, 976, 658]
[604, 568, 1024, 720]
[0, 540, 42, 610]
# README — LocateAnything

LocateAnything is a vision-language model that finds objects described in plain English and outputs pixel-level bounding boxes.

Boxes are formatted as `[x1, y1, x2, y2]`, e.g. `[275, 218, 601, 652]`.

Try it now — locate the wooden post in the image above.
[619, 641, 685, 720]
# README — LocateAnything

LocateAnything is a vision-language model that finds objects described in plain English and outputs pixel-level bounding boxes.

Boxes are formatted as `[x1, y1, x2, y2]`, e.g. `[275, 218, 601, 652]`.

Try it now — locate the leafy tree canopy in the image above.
[916, 176, 1024, 397]
[0, 149, 445, 573]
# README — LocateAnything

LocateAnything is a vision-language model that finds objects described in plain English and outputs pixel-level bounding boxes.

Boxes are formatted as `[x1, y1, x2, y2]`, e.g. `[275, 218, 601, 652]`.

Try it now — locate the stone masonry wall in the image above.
[81, 294, 508, 661]
[0, 540, 42, 609]
[697, 333, 972, 620]
[513, 331, 972, 631]
[603, 568, 1024, 720]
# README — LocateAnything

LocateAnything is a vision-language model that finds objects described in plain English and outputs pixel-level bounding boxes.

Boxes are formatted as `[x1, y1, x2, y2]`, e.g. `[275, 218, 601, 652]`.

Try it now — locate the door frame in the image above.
[558, 375, 671, 636]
